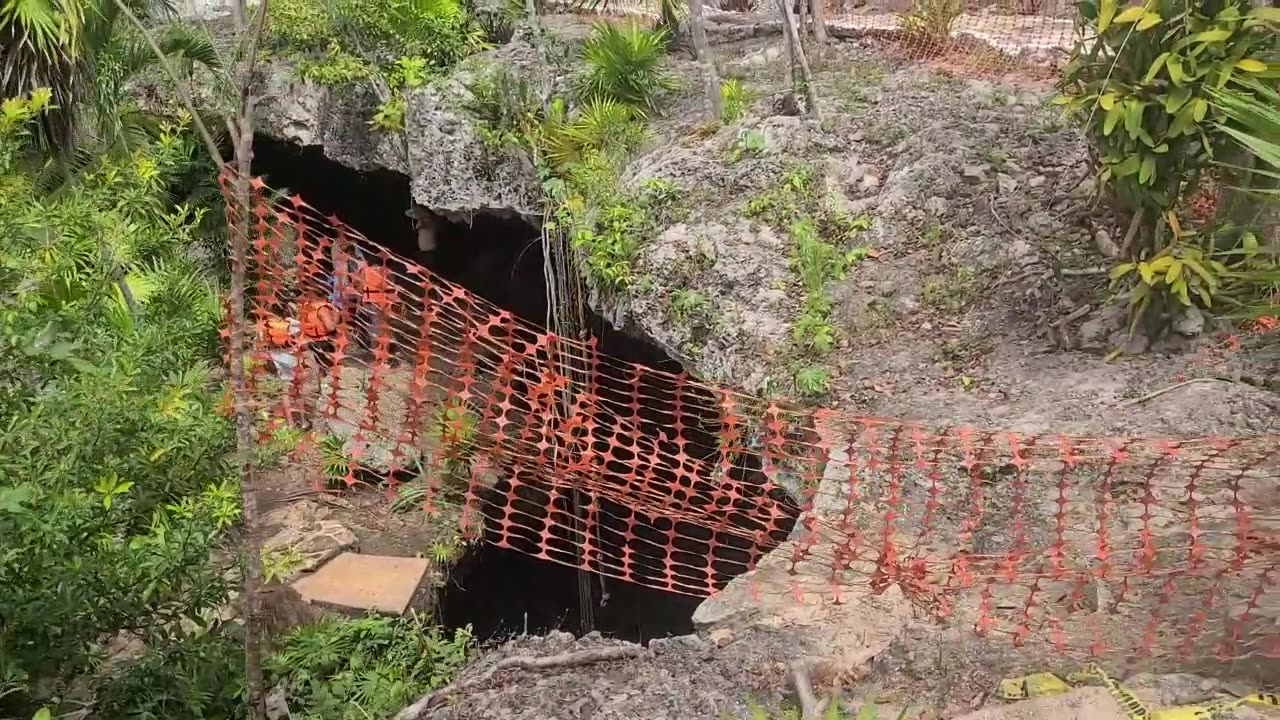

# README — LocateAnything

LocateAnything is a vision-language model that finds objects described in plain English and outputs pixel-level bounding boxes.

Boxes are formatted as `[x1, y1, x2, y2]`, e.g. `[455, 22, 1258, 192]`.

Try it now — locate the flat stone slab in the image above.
[291, 552, 430, 616]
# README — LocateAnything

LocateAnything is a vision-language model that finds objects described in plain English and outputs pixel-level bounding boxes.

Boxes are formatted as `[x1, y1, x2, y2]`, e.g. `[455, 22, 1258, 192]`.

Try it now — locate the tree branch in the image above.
[687, 0, 721, 122]
[395, 646, 646, 720]
[790, 659, 825, 720]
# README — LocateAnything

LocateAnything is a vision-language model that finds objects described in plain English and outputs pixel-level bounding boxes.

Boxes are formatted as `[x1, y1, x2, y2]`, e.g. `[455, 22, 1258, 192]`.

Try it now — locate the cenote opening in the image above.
[252, 136, 799, 644]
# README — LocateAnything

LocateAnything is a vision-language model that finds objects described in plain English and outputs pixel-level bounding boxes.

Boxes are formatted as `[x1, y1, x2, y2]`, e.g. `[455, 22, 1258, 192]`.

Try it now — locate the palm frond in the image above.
[575, 19, 675, 110]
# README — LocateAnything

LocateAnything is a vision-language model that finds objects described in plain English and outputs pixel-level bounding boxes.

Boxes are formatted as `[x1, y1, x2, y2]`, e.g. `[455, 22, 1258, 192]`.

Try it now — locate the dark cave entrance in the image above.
[251, 135, 799, 645]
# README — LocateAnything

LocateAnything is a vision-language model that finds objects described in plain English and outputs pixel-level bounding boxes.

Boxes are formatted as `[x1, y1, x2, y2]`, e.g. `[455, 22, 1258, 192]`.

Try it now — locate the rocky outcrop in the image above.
[255, 34, 552, 219]
[403, 37, 548, 220]
[259, 65, 406, 173]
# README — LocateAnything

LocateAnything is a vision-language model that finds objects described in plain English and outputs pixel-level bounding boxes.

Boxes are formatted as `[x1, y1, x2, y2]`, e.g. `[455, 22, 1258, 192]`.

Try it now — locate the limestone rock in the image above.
[1173, 305, 1206, 337]
[263, 500, 357, 580]
[255, 38, 550, 219]
[404, 39, 549, 218]
[258, 62, 407, 175]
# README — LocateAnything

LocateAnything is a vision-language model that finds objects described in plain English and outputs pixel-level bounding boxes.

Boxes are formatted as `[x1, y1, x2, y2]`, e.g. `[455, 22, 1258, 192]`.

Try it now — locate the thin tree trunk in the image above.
[229, 3, 270, 718]
[686, 0, 722, 121]
[781, 1, 797, 88]
[809, 0, 828, 54]
[525, 0, 541, 34]
[232, 0, 247, 29]
[779, 0, 821, 121]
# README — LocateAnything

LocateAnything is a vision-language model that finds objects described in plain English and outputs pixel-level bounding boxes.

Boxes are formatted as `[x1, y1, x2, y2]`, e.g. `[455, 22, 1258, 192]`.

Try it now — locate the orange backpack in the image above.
[357, 265, 393, 307]
[300, 300, 339, 340]
[260, 316, 292, 348]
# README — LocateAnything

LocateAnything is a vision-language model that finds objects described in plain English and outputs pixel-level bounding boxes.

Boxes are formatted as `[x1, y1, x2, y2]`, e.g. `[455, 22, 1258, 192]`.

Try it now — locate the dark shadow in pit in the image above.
[438, 542, 704, 645]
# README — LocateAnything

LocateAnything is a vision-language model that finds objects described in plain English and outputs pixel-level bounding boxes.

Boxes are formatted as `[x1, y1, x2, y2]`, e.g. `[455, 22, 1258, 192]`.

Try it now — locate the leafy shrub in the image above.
[542, 97, 648, 167]
[899, 0, 963, 45]
[91, 630, 246, 720]
[270, 0, 484, 66]
[0, 93, 236, 714]
[430, 397, 480, 476]
[1059, 0, 1279, 328]
[576, 20, 676, 111]
[296, 44, 376, 85]
[267, 614, 473, 720]
[270, 0, 488, 132]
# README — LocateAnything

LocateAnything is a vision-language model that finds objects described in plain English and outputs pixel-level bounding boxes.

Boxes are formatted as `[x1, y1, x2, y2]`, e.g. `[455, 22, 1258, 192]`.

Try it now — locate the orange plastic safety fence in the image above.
[220, 171, 1279, 664]
[551, 0, 1076, 76]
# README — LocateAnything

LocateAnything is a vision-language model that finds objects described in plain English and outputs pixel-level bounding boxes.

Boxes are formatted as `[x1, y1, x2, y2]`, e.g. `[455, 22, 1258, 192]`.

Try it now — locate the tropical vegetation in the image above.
[1059, 0, 1279, 330]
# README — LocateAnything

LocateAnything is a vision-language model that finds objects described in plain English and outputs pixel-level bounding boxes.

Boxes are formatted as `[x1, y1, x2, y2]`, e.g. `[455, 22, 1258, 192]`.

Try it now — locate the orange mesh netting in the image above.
[222, 173, 1279, 663]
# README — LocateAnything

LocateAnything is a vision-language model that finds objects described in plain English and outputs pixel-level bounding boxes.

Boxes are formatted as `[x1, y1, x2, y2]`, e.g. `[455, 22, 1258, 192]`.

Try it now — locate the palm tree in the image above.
[2, 0, 219, 165]
[0, 0, 88, 152]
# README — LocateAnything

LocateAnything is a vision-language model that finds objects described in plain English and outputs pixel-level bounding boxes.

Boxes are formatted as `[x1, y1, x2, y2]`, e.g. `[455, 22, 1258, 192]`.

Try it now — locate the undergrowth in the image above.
[743, 164, 871, 400]
[466, 19, 683, 292]
[266, 613, 474, 720]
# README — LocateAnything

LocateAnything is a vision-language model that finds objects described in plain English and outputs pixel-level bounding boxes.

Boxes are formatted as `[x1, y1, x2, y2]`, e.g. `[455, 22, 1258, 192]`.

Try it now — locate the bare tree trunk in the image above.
[686, 0, 722, 121]
[779, 0, 821, 121]
[232, 0, 247, 29]
[781, 2, 797, 88]
[525, 0, 540, 34]
[809, 0, 828, 54]
[229, 4, 271, 718]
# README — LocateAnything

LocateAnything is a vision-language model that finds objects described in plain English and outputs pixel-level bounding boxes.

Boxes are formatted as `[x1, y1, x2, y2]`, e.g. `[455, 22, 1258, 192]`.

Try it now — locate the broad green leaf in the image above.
[1169, 103, 1197, 135]
[1125, 99, 1146, 138]
[0, 486, 35, 514]
[1148, 255, 1175, 272]
[1183, 257, 1219, 288]
[1235, 58, 1267, 73]
[1139, 155, 1156, 184]
[1166, 260, 1183, 283]
[1099, 92, 1118, 110]
[1113, 5, 1146, 23]
[1138, 261, 1155, 284]
[1110, 262, 1136, 280]
[1137, 11, 1162, 29]
[1144, 53, 1170, 82]
[1164, 86, 1192, 113]
[1115, 154, 1142, 177]
[1098, 0, 1118, 31]
[1173, 277, 1191, 305]
[1103, 105, 1124, 135]
[1167, 56, 1185, 85]
[1188, 29, 1232, 44]
[33, 709, 52, 720]
[1192, 98, 1208, 122]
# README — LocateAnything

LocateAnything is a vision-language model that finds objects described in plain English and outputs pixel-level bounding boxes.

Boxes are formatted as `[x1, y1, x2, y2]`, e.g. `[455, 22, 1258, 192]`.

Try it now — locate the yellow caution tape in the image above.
[998, 663, 1278, 720]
